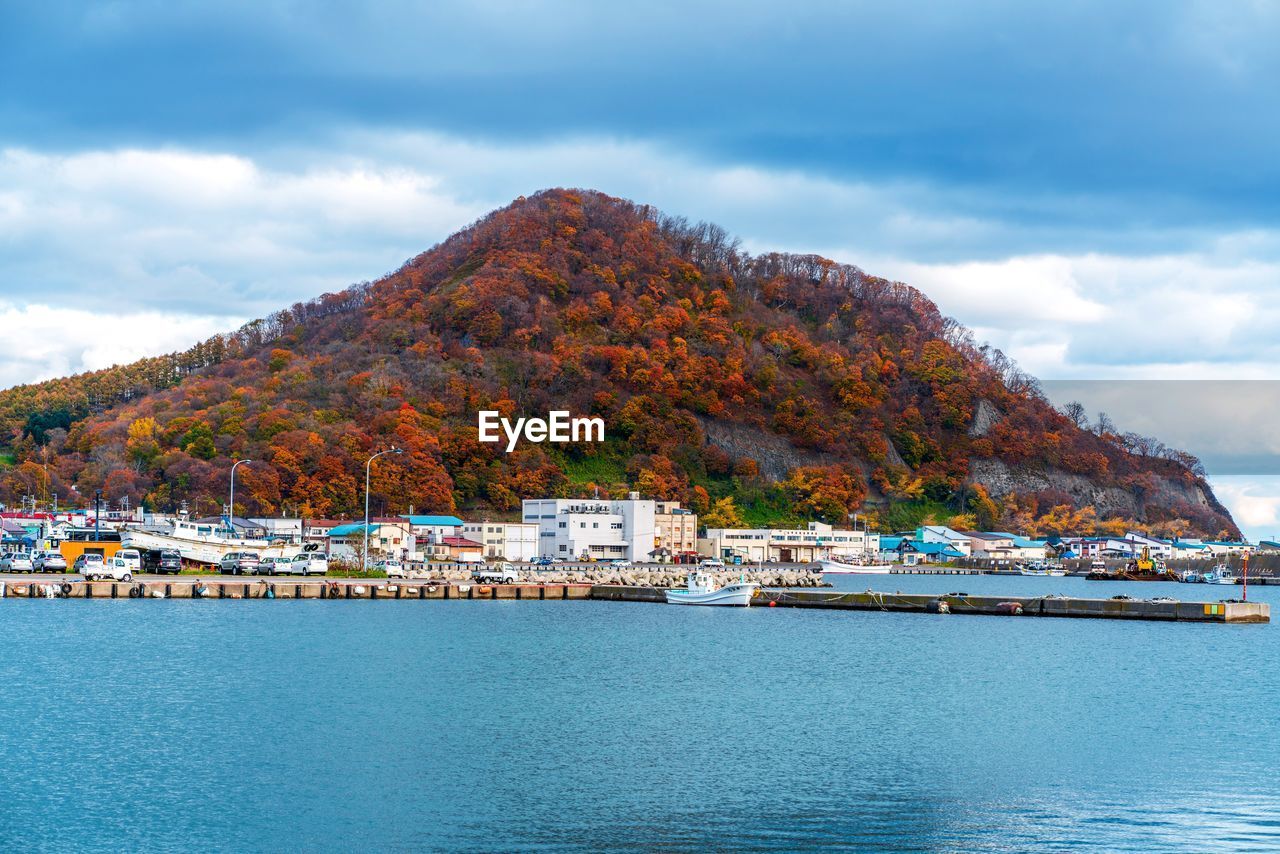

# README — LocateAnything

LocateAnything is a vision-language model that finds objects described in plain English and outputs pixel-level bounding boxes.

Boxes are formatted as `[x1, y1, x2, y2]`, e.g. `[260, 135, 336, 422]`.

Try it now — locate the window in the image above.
[559, 522, 567, 529]
[558, 544, 567, 552]
[592, 522, 599, 529]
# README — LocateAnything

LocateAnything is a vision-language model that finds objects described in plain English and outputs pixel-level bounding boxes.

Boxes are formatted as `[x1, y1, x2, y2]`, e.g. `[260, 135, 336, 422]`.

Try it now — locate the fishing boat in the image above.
[817, 555, 893, 574]
[121, 518, 305, 566]
[1203, 564, 1237, 585]
[1019, 561, 1067, 577]
[1178, 568, 1204, 583]
[665, 570, 758, 606]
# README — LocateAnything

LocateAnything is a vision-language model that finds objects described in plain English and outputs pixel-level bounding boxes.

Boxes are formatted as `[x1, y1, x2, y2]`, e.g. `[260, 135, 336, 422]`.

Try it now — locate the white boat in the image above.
[121, 518, 305, 566]
[665, 571, 758, 606]
[1178, 569, 1203, 583]
[1019, 561, 1067, 577]
[1203, 565, 1237, 585]
[817, 556, 893, 574]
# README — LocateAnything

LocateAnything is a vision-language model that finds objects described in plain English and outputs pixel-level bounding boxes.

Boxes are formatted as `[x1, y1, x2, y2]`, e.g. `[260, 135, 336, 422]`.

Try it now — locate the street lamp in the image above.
[229, 459, 252, 537]
[94, 490, 103, 542]
[363, 448, 402, 572]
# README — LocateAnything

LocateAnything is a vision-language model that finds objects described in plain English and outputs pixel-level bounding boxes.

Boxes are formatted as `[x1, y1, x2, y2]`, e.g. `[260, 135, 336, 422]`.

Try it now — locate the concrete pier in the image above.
[0, 578, 1267, 623]
[590, 585, 1270, 623]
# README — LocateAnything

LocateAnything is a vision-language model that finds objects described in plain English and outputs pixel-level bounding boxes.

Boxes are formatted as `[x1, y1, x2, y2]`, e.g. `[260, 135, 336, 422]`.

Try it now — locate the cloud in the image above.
[0, 302, 233, 388]
[1208, 476, 1280, 542]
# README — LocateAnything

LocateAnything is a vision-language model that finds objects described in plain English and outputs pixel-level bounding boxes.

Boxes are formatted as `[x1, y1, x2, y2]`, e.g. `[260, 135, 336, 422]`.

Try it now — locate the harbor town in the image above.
[0, 490, 1270, 587]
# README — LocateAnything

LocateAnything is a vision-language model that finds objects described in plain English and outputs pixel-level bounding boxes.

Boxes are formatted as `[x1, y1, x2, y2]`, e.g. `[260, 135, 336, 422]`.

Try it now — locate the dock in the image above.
[0, 578, 1267, 623]
[590, 585, 1271, 623]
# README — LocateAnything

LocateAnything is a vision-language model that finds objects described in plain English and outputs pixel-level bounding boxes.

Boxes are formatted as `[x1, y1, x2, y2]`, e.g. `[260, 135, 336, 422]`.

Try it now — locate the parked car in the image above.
[219, 551, 261, 575]
[375, 558, 405, 578]
[698, 558, 726, 569]
[1, 552, 35, 573]
[33, 550, 68, 572]
[85, 555, 133, 582]
[258, 556, 288, 576]
[113, 549, 143, 574]
[532, 556, 555, 566]
[604, 558, 633, 568]
[73, 553, 106, 575]
[288, 551, 329, 576]
[471, 562, 519, 584]
[142, 548, 182, 574]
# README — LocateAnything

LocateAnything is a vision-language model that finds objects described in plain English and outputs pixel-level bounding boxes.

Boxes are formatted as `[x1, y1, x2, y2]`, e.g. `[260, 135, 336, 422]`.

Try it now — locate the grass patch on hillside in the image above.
[0, 450, 13, 467]
[881, 499, 954, 534]
[559, 447, 628, 486]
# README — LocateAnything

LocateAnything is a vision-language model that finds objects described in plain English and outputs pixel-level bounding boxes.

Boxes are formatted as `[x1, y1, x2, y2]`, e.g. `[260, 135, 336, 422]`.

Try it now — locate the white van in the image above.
[114, 549, 143, 574]
[289, 552, 329, 576]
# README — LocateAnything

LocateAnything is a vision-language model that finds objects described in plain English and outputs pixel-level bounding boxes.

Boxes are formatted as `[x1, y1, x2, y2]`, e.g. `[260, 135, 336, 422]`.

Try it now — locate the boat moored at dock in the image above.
[817, 556, 893, 574]
[664, 570, 758, 606]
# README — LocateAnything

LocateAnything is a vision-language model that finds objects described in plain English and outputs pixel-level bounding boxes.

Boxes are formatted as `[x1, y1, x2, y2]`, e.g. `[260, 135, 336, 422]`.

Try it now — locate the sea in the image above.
[1, 573, 1278, 852]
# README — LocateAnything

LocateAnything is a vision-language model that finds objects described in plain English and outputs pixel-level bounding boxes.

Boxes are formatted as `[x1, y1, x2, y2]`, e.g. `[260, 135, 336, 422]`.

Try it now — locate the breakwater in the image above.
[1, 577, 1266, 622]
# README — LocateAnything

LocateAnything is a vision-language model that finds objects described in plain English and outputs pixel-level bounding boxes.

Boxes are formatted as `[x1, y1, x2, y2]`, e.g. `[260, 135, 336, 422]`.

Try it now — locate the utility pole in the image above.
[229, 459, 251, 537]
[363, 448, 402, 572]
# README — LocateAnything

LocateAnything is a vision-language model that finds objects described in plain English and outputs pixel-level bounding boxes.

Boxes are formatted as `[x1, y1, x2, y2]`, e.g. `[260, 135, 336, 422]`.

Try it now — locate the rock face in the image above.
[968, 398, 1003, 438]
[968, 457, 1221, 521]
[698, 416, 831, 481]
[423, 566, 828, 588]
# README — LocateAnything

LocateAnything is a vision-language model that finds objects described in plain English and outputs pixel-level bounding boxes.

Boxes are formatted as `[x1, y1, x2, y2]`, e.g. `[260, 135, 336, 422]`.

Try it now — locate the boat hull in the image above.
[818, 558, 893, 574]
[665, 583, 758, 606]
[120, 529, 300, 566]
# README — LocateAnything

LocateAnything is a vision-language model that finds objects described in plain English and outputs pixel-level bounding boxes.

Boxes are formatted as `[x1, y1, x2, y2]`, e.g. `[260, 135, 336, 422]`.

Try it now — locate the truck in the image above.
[470, 562, 520, 584]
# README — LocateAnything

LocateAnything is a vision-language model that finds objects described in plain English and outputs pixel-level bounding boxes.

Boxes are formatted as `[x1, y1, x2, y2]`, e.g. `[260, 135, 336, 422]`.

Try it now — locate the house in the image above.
[523, 495, 655, 562]
[1, 519, 34, 552]
[877, 535, 905, 563]
[1124, 532, 1173, 558]
[196, 516, 268, 539]
[303, 519, 346, 543]
[698, 521, 880, 564]
[917, 526, 973, 557]
[1171, 539, 1212, 560]
[402, 515, 466, 544]
[1201, 540, 1257, 558]
[250, 517, 304, 543]
[961, 531, 1017, 558]
[422, 535, 485, 563]
[993, 533, 1048, 561]
[461, 521, 538, 561]
[327, 520, 414, 561]
[898, 540, 966, 565]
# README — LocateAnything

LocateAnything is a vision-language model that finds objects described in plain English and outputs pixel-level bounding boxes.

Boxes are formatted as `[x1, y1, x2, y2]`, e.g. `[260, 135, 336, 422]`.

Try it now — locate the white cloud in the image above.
[0, 302, 234, 388]
[1208, 477, 1280, 542]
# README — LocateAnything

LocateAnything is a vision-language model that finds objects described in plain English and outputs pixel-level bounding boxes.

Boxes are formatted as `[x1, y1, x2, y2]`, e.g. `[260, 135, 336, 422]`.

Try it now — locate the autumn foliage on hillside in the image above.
[0, 190, 1238, 536]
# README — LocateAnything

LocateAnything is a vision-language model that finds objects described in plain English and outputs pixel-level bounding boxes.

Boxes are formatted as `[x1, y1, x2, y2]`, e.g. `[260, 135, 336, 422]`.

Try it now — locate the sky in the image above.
[2, 1, 1279, 537]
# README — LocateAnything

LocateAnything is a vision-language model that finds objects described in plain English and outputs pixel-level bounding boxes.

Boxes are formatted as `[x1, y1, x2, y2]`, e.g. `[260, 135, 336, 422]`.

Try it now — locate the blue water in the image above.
[1, 576, 1278, 852]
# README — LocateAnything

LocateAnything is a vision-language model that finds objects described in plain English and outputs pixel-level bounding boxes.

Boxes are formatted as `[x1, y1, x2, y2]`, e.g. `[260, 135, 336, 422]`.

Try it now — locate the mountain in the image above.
[0, 189, 1239, 538]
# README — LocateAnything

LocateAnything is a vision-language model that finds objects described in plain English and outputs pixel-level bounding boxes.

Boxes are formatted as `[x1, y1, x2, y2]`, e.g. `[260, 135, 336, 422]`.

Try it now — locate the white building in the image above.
[251, 517, 304, 543]
[522, 496, 656, 562]
[462, 521, 539, 561]
[1124, 532, 1173, 558]
[699, 522, 880, 564]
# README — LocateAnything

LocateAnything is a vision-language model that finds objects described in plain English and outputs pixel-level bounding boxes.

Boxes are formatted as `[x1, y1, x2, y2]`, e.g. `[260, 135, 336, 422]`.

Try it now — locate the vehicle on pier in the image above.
[219, 552, 261, 576]
[1, 552, 35, 573]
[288, 547, 328, 576]
[140, 549, 181, 575]
[85, 556, 133, 582]
[376, 558, 405, 578]
[33, 551, 68, 572]
[471, 562, 520, 584]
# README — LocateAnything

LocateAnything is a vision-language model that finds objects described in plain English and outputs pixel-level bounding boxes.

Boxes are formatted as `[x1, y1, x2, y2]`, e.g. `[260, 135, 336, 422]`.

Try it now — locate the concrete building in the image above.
[251, 517, 303, 543]
[462, 521, 539, 561]
[699, 522, 880, 564]
[402, 515, 466, 542]
[522, 496, 656, 562]
[653, 501, 698, 561]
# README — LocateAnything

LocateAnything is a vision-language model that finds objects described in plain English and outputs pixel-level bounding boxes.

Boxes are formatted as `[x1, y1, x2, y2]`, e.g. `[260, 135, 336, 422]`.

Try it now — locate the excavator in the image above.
[1122, 545, 1175, 581]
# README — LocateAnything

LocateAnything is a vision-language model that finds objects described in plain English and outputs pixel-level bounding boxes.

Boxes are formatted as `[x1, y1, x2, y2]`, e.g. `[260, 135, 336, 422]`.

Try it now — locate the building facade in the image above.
[522, 496, 657, 562]
[698, 522, 881, 564]
[653, 501, 698, 560]
[462, 521, 539, 561]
